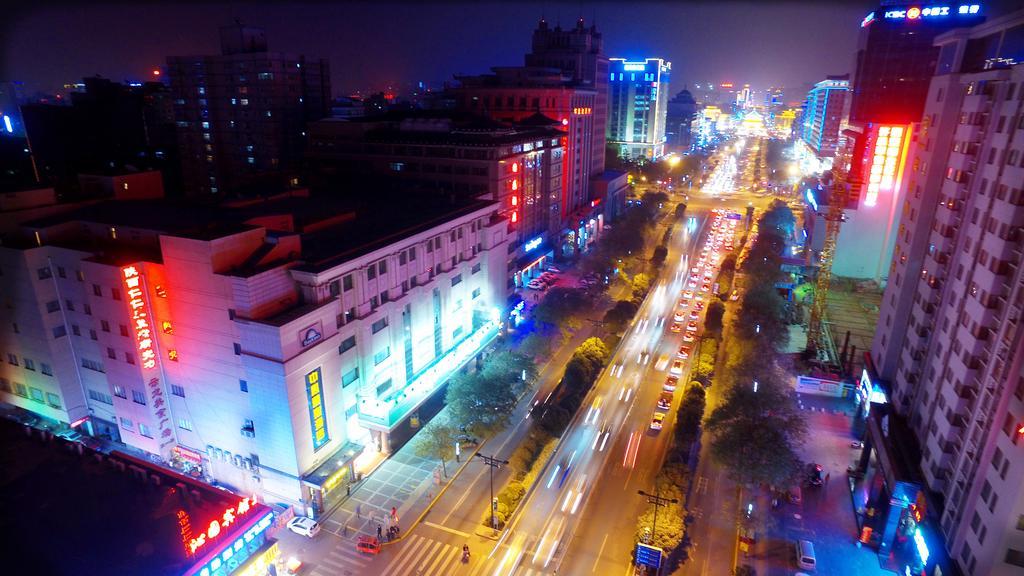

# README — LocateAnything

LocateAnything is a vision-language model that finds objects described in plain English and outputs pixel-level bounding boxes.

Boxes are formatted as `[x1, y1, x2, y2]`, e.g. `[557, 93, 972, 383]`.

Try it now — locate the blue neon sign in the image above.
[913, 526, 930, 565]
[805, 189, 818, 211]
[881, 5, 979, 21]
[524, 236, 543, 252]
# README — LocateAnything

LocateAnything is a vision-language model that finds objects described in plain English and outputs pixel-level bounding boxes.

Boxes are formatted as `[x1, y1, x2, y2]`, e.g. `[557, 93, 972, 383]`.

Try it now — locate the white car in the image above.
[287, 517, 321, 538]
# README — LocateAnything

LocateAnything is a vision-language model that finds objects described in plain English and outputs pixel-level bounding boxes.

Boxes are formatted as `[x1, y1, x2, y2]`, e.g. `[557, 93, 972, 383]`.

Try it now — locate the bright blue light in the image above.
[805, 189, 818, 211]
[913, 527, 930, 565]
[2, 115, 11, 134]
[524, 236, 543, 252]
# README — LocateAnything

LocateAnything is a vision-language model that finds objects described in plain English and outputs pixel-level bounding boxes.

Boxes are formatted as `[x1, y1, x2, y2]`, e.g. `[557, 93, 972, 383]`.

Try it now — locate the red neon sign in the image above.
[185, 496, 258, 555]
[122, 266, 156, 370]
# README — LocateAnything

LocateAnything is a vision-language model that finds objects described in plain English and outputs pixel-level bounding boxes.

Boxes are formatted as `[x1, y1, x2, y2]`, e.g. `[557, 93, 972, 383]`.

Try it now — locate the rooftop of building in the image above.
[294, 192, 497, 274]
[311, 110, 564, 146]
[0, 419, 271, 576]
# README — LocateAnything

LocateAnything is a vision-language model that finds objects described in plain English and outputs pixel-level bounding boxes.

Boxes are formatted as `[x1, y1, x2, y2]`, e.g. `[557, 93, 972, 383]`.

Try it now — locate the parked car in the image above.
[669, 360, 684, 375]
[56, 429, 84, 443]
[669, 322, 683, 333]
[657, 392, 673, 411]
[287, 517, 321, 538]
[677, 345, 692, 359]
[545, 266, 561, 274]
[806, 463, 823, 487]
[663, 376, 679, 392]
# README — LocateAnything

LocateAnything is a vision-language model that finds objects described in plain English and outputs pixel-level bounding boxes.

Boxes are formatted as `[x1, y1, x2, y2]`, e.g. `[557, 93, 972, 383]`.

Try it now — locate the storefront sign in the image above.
[175, 446, 205, 465]
[186, 496, 259, 556]
[913, 526, 930, 565]
[188, 509, 274, 576]
[524, 236, 543, 252]
[306, 368, 330, 451]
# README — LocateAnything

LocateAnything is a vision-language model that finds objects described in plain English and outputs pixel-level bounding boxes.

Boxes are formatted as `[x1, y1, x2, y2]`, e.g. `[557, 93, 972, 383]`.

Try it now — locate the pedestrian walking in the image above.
[356, 503, 362, 518]
[377, 524, 383, 540]
[825, 472, 831, 485]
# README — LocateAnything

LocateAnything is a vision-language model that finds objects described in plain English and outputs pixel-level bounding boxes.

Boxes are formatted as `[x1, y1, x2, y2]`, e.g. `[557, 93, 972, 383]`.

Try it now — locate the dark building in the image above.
[666, 89, 697, 150]
[851, 4, 984, 125]
[167, 23, 331, 198]
[525, 18, 608, 174]
[18, 77, 180, 196]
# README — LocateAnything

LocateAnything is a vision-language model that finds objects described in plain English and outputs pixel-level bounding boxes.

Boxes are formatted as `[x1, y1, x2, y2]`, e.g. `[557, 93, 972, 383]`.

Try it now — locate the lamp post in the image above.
[476, 453, 509, 531]
[638, 489, 679, 543]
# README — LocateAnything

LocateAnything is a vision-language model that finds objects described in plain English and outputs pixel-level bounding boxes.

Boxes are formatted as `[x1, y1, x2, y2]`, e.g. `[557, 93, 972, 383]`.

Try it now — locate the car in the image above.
[527, 282, 545, 291]
[669, 322, 683, 333]
[56, 429, 84, 443]
[455, 433, 479, 446]
[730, 289, 740, 301]
[663, 376, 679, 392]
[670, 359, 684, 375]
[657, 392, 673, 411]
[701, 283, 712, 293]
[689, 308, 700, 320]
[650, 412, 665, 431]
[561, 474, 589, 514]
[637, 349, 651, 365]
[693, 300, 705, 311]
[677, 345, 692, 359]
[690, 266, 700, 275]
[287, 517, 321, 538]
[687, 320, 699, 331]
[687, 279, 698, 289]
[682, 331, 696, 343]
[682, 290, 694, 300]
[545, 266, 561, 273]
[673, 309, 687, 322]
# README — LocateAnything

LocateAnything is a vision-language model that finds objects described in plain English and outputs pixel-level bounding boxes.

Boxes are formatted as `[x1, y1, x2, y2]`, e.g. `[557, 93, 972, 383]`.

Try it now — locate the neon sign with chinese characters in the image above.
[122, 265, 156, 370]
[306, 368, 330, 451]
[913, 526, 930, 565]
[509, 162, 520, 226]
[524, 236, 543, 252]
[186, 496, 259, 556]
[622, 63, 646, 72]
[188, 508, 275, 576]
[880, 4, 979, 21]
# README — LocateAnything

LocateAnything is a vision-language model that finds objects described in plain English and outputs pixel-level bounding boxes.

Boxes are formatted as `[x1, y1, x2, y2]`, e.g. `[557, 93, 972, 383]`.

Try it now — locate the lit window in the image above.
[247, 157, 255, 164]
[240, 98, 249, 106]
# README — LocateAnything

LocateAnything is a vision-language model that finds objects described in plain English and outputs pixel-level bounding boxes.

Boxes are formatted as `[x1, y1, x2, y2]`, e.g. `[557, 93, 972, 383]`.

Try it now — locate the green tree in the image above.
[520, 331, 551, 359]
[632, 273, 652, 298]
[603, 299, 639, 332]
[705, 301, 725, 335]
[532, 286, 591, 337]
[414, 421, 458, 478]
[704, 377, 806, 487]
[675, 203, 688, 219]
[445, 351, 532, 436]
[652, 245, 668, 268]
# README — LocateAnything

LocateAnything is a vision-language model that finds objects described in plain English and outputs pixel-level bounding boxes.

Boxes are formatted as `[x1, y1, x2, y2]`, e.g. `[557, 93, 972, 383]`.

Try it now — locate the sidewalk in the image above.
[747, 394, 891, 576]
[318, 272, 629, 547]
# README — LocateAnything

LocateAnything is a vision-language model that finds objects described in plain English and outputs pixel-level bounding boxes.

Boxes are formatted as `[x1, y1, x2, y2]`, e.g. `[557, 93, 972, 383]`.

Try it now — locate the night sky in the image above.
[2, 1, 1017, 100]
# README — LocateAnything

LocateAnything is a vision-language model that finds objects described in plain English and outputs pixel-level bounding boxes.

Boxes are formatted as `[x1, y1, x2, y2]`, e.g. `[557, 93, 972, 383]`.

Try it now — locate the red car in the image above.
[687, 321, 699, 331]
[678, 345, 692, 359]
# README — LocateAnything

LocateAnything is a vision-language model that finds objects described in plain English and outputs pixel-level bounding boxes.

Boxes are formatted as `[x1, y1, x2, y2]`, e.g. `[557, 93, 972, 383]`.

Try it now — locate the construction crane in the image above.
[807, 160, 853, 357]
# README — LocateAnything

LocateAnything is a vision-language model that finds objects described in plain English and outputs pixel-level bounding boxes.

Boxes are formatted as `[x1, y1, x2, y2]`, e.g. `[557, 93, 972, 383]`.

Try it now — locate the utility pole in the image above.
[476, 453, 509, 531]
[638, 489, 678, 542]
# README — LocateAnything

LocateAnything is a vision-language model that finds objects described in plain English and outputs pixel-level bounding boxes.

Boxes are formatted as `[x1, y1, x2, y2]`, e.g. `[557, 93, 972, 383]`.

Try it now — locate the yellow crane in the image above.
[807, 159, 853, 355]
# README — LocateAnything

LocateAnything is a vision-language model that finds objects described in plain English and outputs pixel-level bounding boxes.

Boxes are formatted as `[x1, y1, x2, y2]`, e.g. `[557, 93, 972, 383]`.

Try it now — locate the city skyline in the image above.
[8, 1, 875, 97]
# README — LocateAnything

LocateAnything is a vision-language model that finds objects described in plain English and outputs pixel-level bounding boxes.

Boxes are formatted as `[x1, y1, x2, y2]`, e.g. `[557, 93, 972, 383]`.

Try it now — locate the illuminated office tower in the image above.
[607, 58, 671, 160]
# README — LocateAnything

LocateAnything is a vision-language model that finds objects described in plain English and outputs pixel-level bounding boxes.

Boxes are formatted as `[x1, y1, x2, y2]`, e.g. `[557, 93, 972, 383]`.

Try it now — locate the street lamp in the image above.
[638, 489, 678, 543]
[475, 453, 509, 531]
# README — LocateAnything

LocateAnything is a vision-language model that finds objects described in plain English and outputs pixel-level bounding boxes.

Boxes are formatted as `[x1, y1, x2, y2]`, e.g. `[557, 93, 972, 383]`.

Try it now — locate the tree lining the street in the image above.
[445, 350, 535, 437]
[413, 420, 458, 478]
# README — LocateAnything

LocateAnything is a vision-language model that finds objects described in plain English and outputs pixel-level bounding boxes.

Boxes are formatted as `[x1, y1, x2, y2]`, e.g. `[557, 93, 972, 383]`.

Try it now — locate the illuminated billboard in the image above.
[863, 125, 909, 208]
[305, 368, 330, 451]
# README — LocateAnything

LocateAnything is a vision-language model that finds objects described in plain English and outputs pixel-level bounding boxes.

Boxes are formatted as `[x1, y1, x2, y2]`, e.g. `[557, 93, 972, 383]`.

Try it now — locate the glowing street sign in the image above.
[623, 63, 646, 72]
[306, 368, 330, 451]
[524, 236, 543, 252]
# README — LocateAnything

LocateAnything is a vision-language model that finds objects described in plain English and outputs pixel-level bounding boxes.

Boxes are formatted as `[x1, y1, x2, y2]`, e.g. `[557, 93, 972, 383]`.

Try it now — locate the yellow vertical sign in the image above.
[306, 368, 329, 451]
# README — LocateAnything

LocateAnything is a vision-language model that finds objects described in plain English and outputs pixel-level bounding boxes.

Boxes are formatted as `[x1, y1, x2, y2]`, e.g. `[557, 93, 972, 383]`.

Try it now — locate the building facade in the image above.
[607, 58, 671, 160]
[800, 75, 849, 161]
[167, 24, 330, 197]
[870, 10, 1024, 576]
[524, 18, 609, 176]
[830, 3, 985, 280]
[0, 191, 509, 517]
[666, 89, 697, 150]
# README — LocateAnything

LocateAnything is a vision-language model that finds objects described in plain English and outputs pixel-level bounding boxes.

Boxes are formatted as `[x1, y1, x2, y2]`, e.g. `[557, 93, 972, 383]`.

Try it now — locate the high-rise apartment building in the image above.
[828, 3, 985, 280]
[666, 89, 697, 150]
[167, 24, 330, 197]
[870, 10, 1024, 576]
[800, 75, 850, 161]
[607, 58, 671, 160]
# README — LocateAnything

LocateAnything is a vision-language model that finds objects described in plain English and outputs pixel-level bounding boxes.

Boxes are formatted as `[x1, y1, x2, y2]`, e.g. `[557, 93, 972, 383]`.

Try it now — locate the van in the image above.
[796, 539, 816, 570]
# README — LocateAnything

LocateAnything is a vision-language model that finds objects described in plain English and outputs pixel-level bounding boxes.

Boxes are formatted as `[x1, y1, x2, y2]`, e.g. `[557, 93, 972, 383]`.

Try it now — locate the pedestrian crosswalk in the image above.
[307, 542, 373, 576]
[379, 534, 463, 576]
